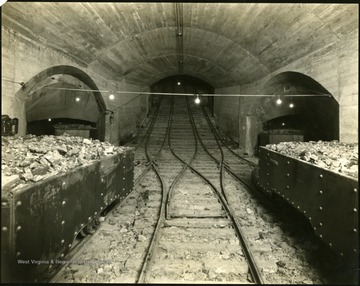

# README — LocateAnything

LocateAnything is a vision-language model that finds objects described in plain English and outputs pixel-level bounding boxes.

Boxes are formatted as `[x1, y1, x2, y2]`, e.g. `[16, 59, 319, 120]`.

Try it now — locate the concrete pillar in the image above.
[239, 115, 258, 156]
[103, 113, 112, 143]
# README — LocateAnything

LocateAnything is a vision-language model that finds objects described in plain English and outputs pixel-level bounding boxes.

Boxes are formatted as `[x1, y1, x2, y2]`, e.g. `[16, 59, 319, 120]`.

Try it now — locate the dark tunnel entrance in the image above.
[150, 75, 214, 113]
[260, 72, 340, 147]
[27, 118, 97, 139]
[20, 65, 106, 141]
[263, 114, 305, 131]
[25, 78, 100, 140]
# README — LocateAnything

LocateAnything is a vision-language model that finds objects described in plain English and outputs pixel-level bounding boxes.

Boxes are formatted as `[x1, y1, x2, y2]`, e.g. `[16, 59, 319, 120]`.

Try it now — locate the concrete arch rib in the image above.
[16, 65, 107, 141]
[261, 71, 331, 96]
[17, 65, 107, 112]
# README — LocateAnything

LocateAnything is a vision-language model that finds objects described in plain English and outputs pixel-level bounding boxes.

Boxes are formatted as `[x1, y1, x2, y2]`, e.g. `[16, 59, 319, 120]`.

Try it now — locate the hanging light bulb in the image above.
[195, 94, 201, 104]
[109, 94, 115, 100]
[289, 96, 294, 108]
[75, 97, 80, 102]
[48, 118, 52, 122]
[276, 95, 282, 105]
[177, 81, 181, 86]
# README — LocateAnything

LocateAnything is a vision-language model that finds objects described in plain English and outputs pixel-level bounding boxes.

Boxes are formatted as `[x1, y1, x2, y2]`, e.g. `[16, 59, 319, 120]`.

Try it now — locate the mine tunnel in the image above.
[1, 2, 358, 285]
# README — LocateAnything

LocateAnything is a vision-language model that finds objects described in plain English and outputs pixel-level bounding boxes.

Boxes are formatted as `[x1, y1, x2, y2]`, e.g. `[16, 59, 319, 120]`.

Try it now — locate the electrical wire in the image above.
[42, 87, 330, 97]
[2, 77, 331, 97]
[112, 94, 143, 112]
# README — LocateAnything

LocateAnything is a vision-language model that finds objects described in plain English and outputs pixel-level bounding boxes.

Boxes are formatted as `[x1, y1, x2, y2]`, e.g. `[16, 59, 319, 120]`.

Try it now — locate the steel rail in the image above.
[144, 97, 170, 162]
[137, 95, 264, 284]
[189, 102, 252, 200]
[136, 163, 166, 284]
[194, 110, 290, 220]
[188, 100, 265, 285]
[198, 104, 262, 194]
[171, 119, 265, 284]
[188, 100, 229, 201]
[165, 96, 198, 220]
[50, 98, 164, 283]
[133, 97, 168, 188]
[138, 95, 218, 282]
[201, 105, 257, 168]
[136, 96, 173, 283]
[199, 108, 287, 212]
[201, 106, 268, 201]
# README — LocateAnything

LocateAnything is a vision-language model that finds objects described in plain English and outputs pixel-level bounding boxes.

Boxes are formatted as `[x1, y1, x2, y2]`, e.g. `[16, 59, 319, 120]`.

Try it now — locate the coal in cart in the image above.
[253, 143, 358, 279]
[1, 140, 134, 283]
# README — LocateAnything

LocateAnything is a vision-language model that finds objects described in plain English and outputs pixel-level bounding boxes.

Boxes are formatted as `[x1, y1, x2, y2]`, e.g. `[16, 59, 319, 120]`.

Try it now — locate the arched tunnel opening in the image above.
[258, 72, 339, 149]
[26, 82, 100, 139]
[23, 69, 106, 140]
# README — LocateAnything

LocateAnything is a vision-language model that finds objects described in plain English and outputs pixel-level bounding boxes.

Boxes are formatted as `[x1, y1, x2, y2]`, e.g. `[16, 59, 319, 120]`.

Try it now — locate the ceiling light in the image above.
[195, 94, 201, 104]
[177, 81, 181, 86]
[276, 97, 282, 105]
[109, 94, 115, 100]
[289, 103, 294, 108]
[282, 123, 285, 126]
[48, 118, 52, 122]
[75, 97, 80, 102]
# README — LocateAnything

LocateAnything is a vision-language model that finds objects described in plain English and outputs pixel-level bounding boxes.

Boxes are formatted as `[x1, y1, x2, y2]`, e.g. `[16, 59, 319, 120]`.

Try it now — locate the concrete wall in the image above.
[105, 83, 149, 144]
[214, 30, 358, 154]
[1, 26, 148, 145]
[213, 86, 241, 141]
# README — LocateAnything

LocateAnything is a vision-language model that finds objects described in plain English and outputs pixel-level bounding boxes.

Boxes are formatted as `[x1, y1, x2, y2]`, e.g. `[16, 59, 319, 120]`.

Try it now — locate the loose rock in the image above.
[137, 234, 147, 242]
[265, 141, 358, 178]
[1, 134, 130, 189]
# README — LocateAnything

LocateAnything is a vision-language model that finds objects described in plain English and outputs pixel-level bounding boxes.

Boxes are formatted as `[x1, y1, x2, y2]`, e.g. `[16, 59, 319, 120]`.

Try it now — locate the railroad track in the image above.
[51, 95, 344, 284]
[134, 95, 264, 283]
[49, 95, 268, 283]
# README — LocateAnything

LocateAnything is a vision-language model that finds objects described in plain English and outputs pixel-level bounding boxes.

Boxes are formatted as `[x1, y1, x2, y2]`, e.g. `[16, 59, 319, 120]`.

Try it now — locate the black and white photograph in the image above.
[1, 1, 358, 284]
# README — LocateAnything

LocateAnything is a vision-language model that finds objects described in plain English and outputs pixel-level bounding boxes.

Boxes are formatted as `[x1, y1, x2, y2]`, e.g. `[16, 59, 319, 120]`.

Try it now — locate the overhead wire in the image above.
[3, 77, 331, 97]
[41, 87, 330, 97]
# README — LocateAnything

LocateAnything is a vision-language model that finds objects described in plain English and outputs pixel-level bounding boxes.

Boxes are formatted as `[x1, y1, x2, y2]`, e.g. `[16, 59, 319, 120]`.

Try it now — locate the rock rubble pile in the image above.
[1, 134, 128, 188]
[265, 140, 358, 178]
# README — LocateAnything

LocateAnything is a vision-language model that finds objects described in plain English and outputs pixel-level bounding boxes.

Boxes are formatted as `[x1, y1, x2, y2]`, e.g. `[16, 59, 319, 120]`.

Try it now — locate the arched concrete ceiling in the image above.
[2, 2, 358, 87]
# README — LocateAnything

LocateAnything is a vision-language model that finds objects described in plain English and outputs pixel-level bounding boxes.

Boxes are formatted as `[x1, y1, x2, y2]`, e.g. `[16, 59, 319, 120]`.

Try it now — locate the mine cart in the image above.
[254, 146, 358, 267]
[1, 149, 134, 282]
